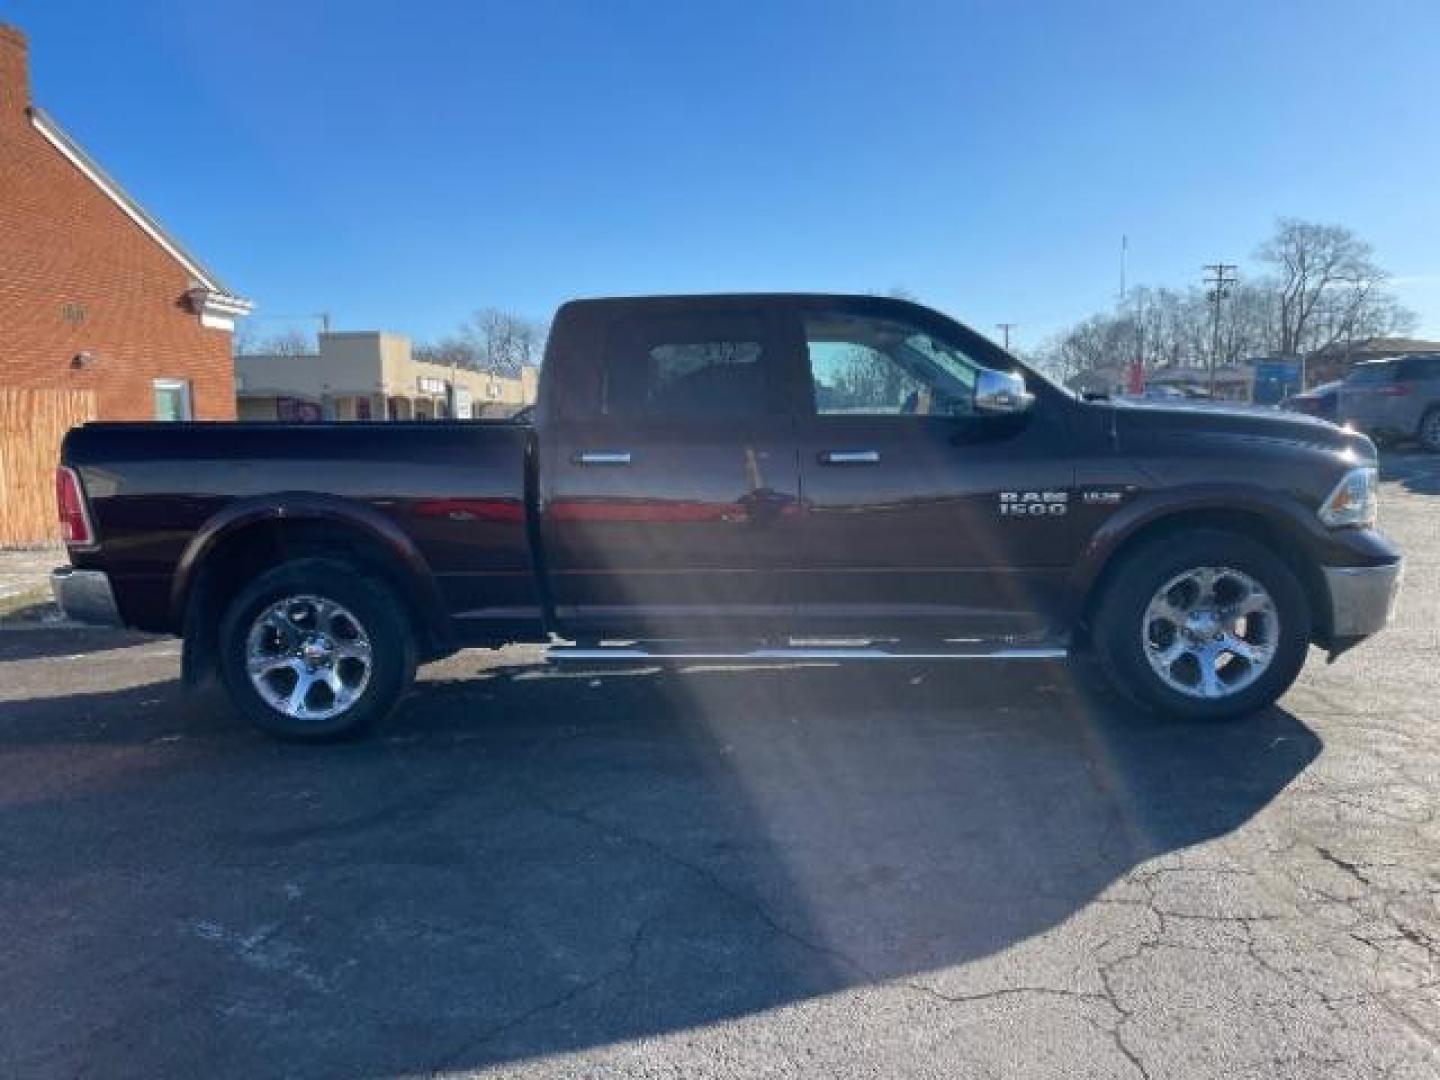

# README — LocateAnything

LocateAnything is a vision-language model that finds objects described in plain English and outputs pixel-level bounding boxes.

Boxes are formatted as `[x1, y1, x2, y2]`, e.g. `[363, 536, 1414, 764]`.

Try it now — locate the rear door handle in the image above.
[819, 450, 881, 465]
[574, 450, 632, 466]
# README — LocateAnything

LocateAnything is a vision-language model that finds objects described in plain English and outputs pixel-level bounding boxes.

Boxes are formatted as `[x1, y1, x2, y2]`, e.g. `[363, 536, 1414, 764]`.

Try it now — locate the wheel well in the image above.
[1080, 509, 1331, 642]
[182, 520, 445, 681]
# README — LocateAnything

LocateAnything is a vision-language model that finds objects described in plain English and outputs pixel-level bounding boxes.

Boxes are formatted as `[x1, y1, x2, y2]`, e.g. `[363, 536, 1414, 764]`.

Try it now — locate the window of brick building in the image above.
[153, 379, 193, 421]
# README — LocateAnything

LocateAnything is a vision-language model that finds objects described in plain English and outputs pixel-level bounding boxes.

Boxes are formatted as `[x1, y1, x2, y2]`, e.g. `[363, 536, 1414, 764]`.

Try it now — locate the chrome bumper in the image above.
[1323, 561, 1402, 639]
[50, 567, 123, 627]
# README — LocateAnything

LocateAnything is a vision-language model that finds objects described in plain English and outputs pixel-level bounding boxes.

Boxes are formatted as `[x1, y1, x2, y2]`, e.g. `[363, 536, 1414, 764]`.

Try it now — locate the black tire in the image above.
[217, 558, 416, 741]
[1418, 407, 1440, 453]
[1091, 530, 1311, 720]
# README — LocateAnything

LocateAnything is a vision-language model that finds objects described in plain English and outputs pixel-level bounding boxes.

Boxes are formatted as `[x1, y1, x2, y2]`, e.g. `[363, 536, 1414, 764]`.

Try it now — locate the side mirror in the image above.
[973, 368, 1034, 416]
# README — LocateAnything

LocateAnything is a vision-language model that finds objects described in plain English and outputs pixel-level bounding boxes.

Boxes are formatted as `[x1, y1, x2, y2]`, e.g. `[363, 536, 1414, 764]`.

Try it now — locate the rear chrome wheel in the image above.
[218, 558, 416, 741]
[1141, 567, 1278, 700]
[246, 595, 373, 721]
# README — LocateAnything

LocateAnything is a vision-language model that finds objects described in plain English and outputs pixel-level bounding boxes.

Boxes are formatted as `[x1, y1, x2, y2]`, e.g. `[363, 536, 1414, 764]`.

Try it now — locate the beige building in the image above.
[236, 331, 537, 421]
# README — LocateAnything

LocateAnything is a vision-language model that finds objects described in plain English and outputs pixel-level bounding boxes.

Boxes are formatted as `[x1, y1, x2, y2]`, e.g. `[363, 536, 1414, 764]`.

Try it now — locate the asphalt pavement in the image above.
[1, 455, 1437, 1079]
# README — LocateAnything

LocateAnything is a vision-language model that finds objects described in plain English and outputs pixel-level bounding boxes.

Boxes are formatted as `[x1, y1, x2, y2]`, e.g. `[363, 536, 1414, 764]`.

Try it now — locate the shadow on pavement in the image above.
[0, 657, 1321, 1077]
[0, 624, 157, 662]
[1379, 451, 1440, 494]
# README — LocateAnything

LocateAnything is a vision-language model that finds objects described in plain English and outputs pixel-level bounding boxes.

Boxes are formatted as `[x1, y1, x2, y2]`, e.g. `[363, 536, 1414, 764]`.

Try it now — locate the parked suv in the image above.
[1338, 354, 1440, 451]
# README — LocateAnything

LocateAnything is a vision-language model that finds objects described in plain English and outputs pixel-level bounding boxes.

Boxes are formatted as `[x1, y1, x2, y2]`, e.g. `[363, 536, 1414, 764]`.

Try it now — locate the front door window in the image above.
[805, 311, 980, 417]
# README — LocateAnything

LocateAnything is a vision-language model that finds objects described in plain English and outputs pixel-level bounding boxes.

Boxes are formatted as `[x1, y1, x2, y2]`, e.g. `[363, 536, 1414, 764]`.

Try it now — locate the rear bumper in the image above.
[1322, 560, 1402, 639]
[51, 567, 123, 627]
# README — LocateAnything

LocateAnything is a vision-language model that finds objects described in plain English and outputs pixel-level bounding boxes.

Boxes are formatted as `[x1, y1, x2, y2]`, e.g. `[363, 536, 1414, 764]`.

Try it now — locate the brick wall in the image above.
[0, 24, 236, 420]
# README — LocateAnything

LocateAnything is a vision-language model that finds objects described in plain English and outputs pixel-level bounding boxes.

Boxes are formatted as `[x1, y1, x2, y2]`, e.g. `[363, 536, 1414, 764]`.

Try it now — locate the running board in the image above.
[547, 644, 1068, 663]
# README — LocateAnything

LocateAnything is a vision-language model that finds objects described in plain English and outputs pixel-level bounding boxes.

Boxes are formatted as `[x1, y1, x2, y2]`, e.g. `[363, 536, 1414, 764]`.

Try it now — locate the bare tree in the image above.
[464, 308, 547, 374]
[231, 322, 259, 357]
[414, 336, 481, 369]
[1037, 219, 1416, 381]
[1257, 218, 1409, 356]
[236, 328, 315, 356]
[1039, 312, 1138, 381]
[415, 309, 549, 375]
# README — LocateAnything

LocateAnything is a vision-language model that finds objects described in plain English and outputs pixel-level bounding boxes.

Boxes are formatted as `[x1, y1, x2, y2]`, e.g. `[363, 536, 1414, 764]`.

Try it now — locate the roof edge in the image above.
[28, 105, 250, 306]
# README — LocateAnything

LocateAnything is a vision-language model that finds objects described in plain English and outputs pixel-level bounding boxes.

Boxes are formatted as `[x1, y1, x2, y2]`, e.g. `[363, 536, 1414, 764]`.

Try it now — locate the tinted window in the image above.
[1399, 355, 1440, 380]
[600, 312, 769, 418]
[804, 310, 981, 417]
[1347, 363, 1396, 386]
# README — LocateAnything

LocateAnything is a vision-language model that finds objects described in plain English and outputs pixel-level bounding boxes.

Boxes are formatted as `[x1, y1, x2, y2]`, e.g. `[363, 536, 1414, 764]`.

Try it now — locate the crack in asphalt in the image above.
[1093, 903, 1160, 1080]
[521, 791, 874, 981]
[1314, 845, 1376, 886]
[426, 908, 669, 1076]
[509, 737, 1175, 1078]
[419, 686, 1440, 1079]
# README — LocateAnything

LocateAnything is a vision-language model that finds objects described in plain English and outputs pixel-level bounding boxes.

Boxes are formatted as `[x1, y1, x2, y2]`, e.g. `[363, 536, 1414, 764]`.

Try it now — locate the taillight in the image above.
[55, 466, 95, 546]
[1377, 385, 1412, 397]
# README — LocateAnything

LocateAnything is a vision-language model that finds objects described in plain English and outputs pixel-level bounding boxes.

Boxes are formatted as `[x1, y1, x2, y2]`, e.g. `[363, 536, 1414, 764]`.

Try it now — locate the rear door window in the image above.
[598, 311, 777, 419]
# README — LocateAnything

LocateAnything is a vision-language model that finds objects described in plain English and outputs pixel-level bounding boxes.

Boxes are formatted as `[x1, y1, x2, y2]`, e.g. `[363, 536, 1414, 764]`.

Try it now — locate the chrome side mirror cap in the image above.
[974, 368, 1034, 416]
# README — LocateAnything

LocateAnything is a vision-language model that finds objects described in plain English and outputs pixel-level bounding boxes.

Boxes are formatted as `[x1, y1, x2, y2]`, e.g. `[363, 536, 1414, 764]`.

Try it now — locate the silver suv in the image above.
[1338, 353, 1440, 452]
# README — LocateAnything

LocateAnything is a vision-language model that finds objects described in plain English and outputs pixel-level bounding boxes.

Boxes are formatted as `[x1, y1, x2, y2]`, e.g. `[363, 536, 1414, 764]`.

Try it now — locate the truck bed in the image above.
[62, 420, 543, 638]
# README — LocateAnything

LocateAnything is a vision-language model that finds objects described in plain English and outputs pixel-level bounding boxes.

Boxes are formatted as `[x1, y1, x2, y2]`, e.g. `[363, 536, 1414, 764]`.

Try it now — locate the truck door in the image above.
[538, 303, 802, 640]
[789, 298, 1077, 641]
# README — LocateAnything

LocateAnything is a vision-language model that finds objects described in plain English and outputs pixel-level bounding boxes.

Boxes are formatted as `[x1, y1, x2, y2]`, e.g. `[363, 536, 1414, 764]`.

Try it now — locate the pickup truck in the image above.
[52, 293, 1403, 739]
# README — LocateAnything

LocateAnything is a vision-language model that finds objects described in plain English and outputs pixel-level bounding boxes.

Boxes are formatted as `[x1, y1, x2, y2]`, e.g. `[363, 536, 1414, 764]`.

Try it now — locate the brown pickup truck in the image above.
[53, 293, 1402, 738]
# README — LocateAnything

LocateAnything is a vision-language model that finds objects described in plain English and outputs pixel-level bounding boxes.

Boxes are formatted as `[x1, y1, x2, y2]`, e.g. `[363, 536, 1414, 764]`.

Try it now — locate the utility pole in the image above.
[1203, 263, 1238, 398]
[1131, 291, 1146, 395]
[996, 323, 1017, 351]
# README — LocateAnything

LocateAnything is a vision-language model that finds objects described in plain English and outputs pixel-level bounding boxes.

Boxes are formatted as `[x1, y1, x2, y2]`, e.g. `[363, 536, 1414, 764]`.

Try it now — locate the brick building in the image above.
[0, 23, 250, 421]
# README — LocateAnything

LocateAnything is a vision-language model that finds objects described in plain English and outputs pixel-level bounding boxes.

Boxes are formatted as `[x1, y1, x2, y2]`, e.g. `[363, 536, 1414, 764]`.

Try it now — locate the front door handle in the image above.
[574, 450, 633, 466]
[819, 450, 881, 465]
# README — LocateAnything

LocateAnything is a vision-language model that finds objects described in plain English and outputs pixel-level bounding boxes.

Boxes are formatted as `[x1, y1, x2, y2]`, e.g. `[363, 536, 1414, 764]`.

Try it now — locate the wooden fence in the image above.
[0, 389, 98, 548]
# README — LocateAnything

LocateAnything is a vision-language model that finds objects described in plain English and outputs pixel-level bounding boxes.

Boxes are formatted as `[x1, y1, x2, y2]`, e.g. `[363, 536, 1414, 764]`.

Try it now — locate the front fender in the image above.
[1067, 483, 1335, 613]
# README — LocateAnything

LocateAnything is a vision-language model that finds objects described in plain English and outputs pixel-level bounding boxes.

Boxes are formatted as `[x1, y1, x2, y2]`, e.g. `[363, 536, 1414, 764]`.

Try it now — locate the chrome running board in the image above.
[547, 644, 1068, 663]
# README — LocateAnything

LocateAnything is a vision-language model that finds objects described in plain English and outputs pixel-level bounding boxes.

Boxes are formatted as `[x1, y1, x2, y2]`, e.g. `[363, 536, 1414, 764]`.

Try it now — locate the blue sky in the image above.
[6, 0, 1439, 349]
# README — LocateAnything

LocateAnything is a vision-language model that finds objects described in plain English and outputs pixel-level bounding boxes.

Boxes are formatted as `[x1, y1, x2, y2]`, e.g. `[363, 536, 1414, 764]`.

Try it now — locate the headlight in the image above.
[1318, 467, 1378, 527]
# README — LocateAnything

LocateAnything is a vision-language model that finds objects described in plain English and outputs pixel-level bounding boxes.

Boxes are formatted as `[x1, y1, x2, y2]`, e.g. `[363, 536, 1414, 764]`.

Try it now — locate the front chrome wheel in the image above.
[245, 594, 373, 721]
[1141, 566, 1279, 700]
